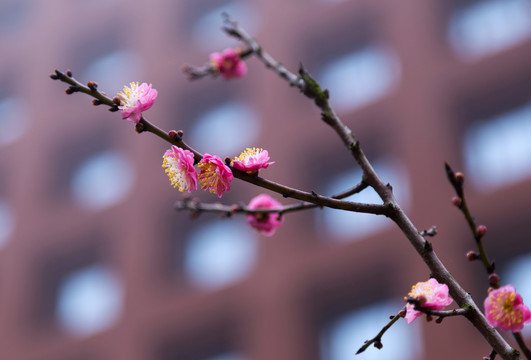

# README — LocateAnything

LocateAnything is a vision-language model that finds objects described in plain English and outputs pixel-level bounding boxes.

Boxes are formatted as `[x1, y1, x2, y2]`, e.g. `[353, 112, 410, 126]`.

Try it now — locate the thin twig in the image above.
[356, 308, 406, 355]
[420, 226, 438, 237]
[182, 48, 253, 80]
[445, 163, 495, 275]
[514, 332, 531, 360]
[174, 179, 370, 216]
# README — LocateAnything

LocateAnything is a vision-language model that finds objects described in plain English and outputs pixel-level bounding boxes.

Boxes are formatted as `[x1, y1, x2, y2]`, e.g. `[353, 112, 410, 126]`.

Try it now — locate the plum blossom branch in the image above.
[218, 17, 520, 359]
[51, 70, 387, 216]
[182, 48, 253, 80]
[355, 308, 406, 355]
[406, 296, 468, 323]
[174, 179, 370, 217]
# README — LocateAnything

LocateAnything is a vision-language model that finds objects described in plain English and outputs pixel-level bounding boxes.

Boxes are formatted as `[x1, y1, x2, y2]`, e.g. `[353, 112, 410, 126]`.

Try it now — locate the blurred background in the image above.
[2, 0, 531, 359]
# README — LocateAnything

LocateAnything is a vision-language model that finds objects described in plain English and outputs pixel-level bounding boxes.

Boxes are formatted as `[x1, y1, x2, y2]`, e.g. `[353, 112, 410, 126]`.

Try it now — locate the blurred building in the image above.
[2, 0, 531, 359]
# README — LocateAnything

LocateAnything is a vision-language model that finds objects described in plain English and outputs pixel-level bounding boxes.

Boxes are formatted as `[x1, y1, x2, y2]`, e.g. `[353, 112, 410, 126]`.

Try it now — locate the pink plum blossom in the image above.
[198, 154, 233, 198]
[162, 146, 198, 192]
[209, 48, 247, 79]
[405, 278, 453, 323]
[484, 284, 531, 332]
[246, 194, 284, 237]
[117, 82, 158, 123]
[232, 148, 274, 174]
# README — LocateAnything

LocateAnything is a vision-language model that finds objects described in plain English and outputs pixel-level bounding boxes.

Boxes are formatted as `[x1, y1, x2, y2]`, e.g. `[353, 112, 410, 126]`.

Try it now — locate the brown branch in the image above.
[182, 48, 253, 80]
[356, 308, 406, 355]
[175, 179, 370, 217]
[220, 16, 520, 360]
[51, 70, 387, 217]
[445, 163, 495, 276]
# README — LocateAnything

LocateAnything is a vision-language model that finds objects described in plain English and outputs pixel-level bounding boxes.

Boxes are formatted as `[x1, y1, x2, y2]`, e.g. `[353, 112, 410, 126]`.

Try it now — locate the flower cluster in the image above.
[117, 82, 158, 123]
[210, 48, 247, 79]
[405, 278, 453, 323]
[484, 284, 531, 332]
[232, 148, 274, 174]
[246, 194, 284, 236]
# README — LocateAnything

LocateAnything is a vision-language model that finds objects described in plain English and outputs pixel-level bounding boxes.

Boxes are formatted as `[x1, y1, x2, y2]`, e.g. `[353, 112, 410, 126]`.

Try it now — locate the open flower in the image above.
[117, 82, 158, 123]
[162, 146, 197, 192]
[198, 154, 233, 198]
[209, 48, 247, 79]
[246, 194, 284, 236]
[232, 148, 274, 174]
[405, 278, 453, 323]
[484, 284, 531, 332]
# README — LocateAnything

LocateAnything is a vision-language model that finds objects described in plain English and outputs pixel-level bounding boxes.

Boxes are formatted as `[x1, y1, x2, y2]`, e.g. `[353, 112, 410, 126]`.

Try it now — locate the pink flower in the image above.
[232, 148, 274, 174]
[198, 154, 233, 198]
[117, 82, 158, 123]
[405, 278, 453, 323]
[209, 48, 247, 79]
[246, 194, 284, 236]
[484, 284, 531, 332]
[162, 146, 198, 192]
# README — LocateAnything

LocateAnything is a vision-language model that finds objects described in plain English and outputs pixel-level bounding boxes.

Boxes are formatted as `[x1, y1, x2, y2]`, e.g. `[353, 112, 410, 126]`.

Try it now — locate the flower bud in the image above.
[451, 196, 462, 207]
[488, 273, 500, 286]
[112, 96, 122, 105]
[466, 251, 479, 261]
[476, 225, 487, 237]
[92, 99, 102, 106]
[455, 172, 465, 183]
[66, 69, 73, 77]
[374, 341, 383, 350]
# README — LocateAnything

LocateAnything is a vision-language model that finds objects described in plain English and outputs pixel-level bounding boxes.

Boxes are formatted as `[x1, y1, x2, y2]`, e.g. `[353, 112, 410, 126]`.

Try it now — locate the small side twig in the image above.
[406, 296, 469, 323]
[420, 226, 438, 238]
[356, 308, 406, 355]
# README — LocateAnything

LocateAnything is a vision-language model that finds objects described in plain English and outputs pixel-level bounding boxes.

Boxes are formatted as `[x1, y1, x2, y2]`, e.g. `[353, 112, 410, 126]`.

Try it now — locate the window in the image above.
[192, 2, 260, 51]
[317, 160, 410, 240]
[0, 97, 29, 146]
[0, 200, 14, 249]
[448, 0, 531, 60]
[189, 102, 260, 157]
[0, 0, 29, 34]
[184, 219, 258, 289]
[463, 103, 531, 190]
[70, 150, 135, 210]
[55, 264, 123, 337]
[319, 47, 400, 113]
[503, 253, 531, 336]
[82, 50, 143, 95]
[320, 300, 422, 360]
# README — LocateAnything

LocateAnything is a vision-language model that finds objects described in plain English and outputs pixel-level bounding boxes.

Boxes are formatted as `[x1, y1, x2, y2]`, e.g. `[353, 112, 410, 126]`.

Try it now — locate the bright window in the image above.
[184, 219, 257, 289]
[463, 103, 531, 190]
[189, 102, 260, 157]
[192, 2, 260, 51]
[83, 50, 143, 95]
[448, 0, 531, 60]
[56, 265, 123, 336]
[0, 97, 29, 146]
[70, 150, 135, 210]
[317, 160, 410, 240]
[321, 300, 422, 360]
[0, 200, 14, 249]
[319, 47, 400, 113]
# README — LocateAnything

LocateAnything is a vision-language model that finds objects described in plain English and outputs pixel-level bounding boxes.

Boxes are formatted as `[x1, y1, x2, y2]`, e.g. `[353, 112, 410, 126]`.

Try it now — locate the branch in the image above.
[445, 163, 495, 275]
[182, 48, 253, 80]
[220, 17, 520, 359]
[420, 226, 438, 238]
[175, 180, 370, 217]
[356, 308, 406, 355]
[406, 296, 469, 323]
[51, 70, 388, 216]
